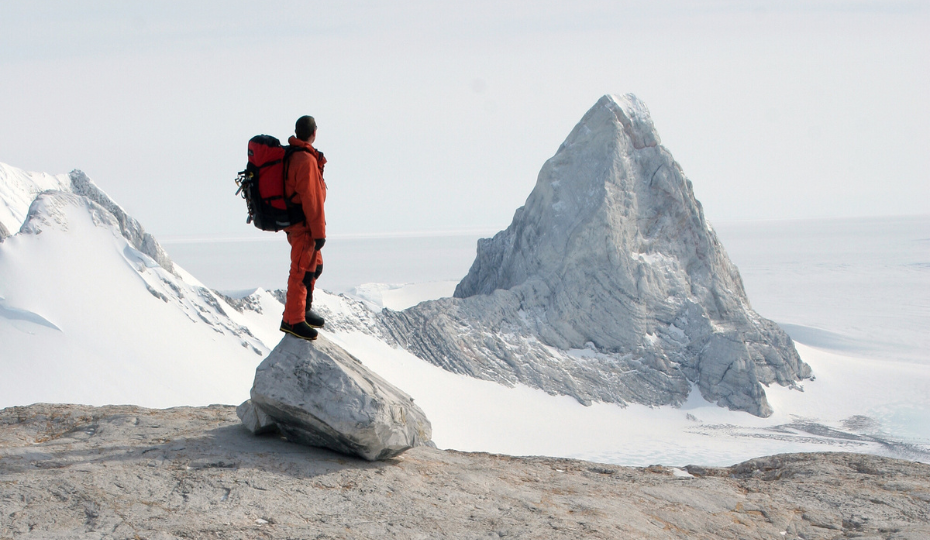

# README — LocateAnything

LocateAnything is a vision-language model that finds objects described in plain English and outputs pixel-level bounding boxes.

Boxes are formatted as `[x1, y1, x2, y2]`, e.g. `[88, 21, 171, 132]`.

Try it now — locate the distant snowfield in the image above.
[350, 281, 459, 311]
[713, 216, 930, 365]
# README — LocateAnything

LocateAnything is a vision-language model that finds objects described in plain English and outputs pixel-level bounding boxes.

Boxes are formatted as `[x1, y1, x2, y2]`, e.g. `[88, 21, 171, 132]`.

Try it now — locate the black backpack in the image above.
[235, 135, 309, 232]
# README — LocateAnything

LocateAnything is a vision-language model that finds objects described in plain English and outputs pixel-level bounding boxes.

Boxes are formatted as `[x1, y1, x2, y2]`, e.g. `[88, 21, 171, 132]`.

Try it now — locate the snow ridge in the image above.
[69, 170, 175, 275]
[0, 162, 71, 241]
[0, 162, 281, 407]
[0, 164, 173, 275]
[16, 189, 266, 355]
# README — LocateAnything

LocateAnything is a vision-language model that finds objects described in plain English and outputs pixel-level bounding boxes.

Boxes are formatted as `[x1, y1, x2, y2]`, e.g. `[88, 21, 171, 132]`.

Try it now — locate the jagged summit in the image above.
[454, 93, 750, 352]
[457, 94, 671, 300]
[68, 170, 175, 274]
[383, 94, 810, 417]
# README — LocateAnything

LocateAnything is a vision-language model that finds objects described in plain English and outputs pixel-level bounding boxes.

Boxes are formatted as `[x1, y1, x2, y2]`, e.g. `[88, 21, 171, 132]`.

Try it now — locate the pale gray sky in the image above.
[1, 1, 927, 237]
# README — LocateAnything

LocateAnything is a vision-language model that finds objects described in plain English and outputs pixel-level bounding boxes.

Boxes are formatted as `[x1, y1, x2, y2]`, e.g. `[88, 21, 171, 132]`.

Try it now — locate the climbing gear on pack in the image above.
[235, 135, 311, 232]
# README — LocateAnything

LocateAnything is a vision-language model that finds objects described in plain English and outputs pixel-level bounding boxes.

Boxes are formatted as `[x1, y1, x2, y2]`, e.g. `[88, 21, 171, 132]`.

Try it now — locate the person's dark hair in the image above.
[295, 115, 317, 141]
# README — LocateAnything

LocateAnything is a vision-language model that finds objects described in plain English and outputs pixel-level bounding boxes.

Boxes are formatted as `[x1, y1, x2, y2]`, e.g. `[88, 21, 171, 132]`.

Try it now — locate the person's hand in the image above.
[314, 238, 326, 250]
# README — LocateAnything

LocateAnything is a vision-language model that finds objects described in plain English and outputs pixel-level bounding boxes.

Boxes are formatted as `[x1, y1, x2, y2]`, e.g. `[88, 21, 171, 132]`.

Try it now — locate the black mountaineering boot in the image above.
[304, 278, 325, 328]
[305, 309, 325, 328]
[280, 320, 318, 341]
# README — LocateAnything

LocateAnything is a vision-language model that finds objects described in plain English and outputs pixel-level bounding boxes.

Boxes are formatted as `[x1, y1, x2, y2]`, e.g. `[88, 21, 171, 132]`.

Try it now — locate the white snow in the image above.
[0, 181, 277, 409]
[350, 281, 459, 311]
[0, 162, 71, 235]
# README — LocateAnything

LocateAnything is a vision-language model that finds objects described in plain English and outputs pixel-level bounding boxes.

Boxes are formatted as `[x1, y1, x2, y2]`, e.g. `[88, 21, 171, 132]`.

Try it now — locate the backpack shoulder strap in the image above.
[281, 145, 316, 210]
[284, 145, 312, 158]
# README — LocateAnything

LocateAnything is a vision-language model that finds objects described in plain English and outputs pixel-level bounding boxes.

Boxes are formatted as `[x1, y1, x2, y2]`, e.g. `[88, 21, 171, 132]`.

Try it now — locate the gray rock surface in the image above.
[236, 399, 277, 435]
[380, 94, 810, 417]
[3, 404, 928, 539]
[246, 335, 433, 461]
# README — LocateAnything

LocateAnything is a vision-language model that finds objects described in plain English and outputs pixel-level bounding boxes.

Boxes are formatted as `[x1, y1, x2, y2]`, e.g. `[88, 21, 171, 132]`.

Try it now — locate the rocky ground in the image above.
[1, 404, 928, 539]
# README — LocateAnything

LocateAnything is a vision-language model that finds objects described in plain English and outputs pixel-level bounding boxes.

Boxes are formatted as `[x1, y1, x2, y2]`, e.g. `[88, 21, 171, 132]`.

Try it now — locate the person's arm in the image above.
[294, 154, 326, 240]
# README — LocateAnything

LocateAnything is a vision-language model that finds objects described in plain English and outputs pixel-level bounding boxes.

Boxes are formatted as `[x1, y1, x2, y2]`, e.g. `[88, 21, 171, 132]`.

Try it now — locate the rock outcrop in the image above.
[242, 335, 432, 461]
[380, 94, 810, 417]
[4, 404, 929, 539]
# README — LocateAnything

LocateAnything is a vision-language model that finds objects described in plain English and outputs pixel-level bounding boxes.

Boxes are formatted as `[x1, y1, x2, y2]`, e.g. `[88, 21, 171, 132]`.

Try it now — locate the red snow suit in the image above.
[282, 136, 327, 324]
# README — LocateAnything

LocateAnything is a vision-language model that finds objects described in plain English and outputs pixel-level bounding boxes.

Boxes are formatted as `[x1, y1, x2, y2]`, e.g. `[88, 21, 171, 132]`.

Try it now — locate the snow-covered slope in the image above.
[0, 164, 283, 408]
[0, 163, 71, 240]
[380, 94, 809, 417]
[0, 165, 174, 273]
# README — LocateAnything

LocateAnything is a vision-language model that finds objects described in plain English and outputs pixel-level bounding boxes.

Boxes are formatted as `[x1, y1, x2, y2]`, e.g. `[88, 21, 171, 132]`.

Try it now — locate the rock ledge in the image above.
[2, 404, 928, 539]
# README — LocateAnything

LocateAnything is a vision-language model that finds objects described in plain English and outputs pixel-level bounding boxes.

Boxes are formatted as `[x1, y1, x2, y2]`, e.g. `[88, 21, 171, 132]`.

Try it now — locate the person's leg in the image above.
[304, 261, 324, 327]
[303, 267, 315, 305]
[304, 263, 323, 303]
[283, 231, 314, 325]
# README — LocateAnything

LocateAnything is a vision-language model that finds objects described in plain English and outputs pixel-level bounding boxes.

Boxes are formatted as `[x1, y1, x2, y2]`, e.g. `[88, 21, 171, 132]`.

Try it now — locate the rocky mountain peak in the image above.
[456, 93, 706, 301]
[454, 93, 750, 352]
[385, 94, 810, 417]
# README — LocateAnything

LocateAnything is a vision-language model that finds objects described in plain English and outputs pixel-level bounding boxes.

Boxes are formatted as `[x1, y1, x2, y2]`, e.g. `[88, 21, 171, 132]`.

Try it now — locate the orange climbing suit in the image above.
[282, 136, 327, 325]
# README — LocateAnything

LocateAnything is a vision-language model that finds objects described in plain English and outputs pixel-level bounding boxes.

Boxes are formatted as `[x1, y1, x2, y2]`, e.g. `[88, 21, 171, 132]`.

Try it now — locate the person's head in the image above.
[295, 115, 317, 142]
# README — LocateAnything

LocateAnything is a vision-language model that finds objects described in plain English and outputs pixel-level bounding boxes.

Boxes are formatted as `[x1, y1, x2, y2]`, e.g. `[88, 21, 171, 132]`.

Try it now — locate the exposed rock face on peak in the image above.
[381, 94, 810, 417]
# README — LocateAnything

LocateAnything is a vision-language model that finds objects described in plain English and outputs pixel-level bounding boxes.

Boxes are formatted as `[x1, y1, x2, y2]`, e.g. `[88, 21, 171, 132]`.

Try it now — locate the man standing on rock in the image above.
[280, 115, 327, 341]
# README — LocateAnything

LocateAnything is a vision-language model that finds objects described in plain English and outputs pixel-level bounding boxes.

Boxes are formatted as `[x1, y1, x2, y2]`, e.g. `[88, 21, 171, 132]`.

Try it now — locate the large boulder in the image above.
[240, 335, 432, 461]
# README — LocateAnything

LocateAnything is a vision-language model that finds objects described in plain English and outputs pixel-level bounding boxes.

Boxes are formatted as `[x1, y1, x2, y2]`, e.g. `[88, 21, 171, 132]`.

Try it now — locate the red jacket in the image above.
[284, 136, 327, 238]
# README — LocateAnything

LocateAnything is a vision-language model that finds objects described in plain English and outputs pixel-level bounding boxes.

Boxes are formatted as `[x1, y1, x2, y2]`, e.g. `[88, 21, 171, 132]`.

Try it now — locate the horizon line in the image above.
[160, 227, 506, 244]
[159, 213, 930, 244]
